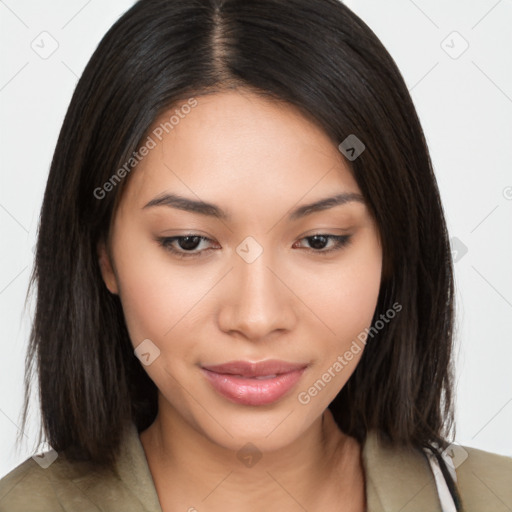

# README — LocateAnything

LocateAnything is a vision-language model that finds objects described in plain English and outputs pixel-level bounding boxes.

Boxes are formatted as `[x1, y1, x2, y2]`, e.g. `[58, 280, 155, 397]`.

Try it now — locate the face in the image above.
[99, 89, 382, 452]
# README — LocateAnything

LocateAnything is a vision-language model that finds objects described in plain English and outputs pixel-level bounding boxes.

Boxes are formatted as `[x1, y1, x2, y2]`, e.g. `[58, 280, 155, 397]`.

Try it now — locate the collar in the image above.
[362, 430, 443, 511]
[114, 422, 163, 512]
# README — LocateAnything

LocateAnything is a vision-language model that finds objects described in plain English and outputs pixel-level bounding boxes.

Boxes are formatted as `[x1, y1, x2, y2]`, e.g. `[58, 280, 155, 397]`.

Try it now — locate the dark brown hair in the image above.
[20, 0, 458, 503]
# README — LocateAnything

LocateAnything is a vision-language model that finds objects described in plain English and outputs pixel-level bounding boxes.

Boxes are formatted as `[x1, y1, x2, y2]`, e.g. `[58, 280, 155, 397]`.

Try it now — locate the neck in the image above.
[140, 401, 365, 512]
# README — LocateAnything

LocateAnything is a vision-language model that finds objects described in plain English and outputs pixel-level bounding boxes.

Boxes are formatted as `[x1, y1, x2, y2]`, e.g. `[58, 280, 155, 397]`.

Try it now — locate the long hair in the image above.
[19, 0, 456, 490]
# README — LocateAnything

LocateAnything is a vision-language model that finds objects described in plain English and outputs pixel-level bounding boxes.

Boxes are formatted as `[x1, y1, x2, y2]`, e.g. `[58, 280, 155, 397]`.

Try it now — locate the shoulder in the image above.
[455, 445, 512, 511]
[362, 430, 512, 511]
[0, 453, 106, 511]
[0, 454, 71, 511]
[0, 452, 131, 511]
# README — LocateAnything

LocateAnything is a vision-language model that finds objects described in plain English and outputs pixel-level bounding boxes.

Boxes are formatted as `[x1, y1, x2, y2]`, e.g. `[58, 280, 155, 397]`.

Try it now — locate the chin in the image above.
[192, 404, 319, 454]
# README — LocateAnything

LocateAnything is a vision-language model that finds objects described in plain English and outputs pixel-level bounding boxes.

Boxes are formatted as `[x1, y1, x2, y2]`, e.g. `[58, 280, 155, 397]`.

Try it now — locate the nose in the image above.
[217, 249, 297, 342]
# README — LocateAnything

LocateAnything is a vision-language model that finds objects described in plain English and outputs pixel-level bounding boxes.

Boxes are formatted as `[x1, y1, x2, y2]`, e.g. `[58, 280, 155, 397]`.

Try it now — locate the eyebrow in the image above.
[143, 192, 365, 220]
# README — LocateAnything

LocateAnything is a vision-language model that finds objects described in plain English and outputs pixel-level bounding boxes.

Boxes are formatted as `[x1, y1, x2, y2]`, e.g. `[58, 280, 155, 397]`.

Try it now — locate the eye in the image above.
[157, 235, 217, 259]
[293, 234, 352, 255]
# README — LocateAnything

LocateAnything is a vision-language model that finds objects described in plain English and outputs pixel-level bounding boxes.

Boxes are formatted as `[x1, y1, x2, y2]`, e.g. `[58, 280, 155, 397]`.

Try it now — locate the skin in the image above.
[99, 89, 382, 512]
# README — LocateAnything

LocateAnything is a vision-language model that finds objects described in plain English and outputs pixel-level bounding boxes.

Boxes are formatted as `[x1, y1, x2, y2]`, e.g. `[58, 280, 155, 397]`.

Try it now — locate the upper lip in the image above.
[201, 359, 308, 377]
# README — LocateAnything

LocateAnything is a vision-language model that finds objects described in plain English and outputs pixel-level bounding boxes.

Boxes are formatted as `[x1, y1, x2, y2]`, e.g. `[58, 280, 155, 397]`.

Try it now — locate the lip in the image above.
[201, 360, 308, 406]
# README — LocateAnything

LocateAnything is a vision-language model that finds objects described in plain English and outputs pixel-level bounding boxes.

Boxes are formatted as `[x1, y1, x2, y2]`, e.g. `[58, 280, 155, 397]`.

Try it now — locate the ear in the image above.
[97, 240, 119, 295]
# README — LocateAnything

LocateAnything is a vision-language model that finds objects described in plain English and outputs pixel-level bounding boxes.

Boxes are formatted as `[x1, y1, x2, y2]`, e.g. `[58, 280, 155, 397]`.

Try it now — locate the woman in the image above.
[0, 0, 510, 511]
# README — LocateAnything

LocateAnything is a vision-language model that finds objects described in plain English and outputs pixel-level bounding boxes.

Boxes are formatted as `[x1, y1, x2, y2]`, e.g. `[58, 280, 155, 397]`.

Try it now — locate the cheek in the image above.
[111, 230, 222, 357]
[302, 237, 382, 343]
[110, 230, 190, 346]
[296, 239, 381, 409]
[117, 275, 169, 346]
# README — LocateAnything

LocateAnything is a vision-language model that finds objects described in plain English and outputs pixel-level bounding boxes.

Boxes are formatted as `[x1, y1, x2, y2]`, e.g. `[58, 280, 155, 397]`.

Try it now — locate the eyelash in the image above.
[156, 233, 352, 259]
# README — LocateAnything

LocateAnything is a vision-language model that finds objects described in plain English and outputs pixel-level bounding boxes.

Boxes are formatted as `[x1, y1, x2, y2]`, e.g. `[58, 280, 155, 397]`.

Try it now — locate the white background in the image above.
[1, 0, 511, 478]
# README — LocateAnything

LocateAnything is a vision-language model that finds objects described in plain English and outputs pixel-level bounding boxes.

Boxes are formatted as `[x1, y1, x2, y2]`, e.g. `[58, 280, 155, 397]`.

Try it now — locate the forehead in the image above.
[120, 90, 362, 215]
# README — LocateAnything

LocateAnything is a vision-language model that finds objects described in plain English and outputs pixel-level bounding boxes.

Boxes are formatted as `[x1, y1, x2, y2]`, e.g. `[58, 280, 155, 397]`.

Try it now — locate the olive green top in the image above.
[0, 423, 511, 511]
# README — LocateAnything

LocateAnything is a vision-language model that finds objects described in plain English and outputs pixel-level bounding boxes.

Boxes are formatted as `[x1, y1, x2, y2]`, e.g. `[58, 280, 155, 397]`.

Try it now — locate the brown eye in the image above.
[293, 234, 352, 254]
[157, 235, 216, 258]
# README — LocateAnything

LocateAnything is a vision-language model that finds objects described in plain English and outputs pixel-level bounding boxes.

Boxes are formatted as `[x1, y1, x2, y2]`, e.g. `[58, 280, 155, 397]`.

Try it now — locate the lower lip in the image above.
[201, 367, 306, 406]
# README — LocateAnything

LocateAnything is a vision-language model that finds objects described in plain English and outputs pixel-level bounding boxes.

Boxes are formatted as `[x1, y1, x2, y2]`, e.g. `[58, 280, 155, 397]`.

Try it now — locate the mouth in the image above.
[200, 359, 308, 406]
